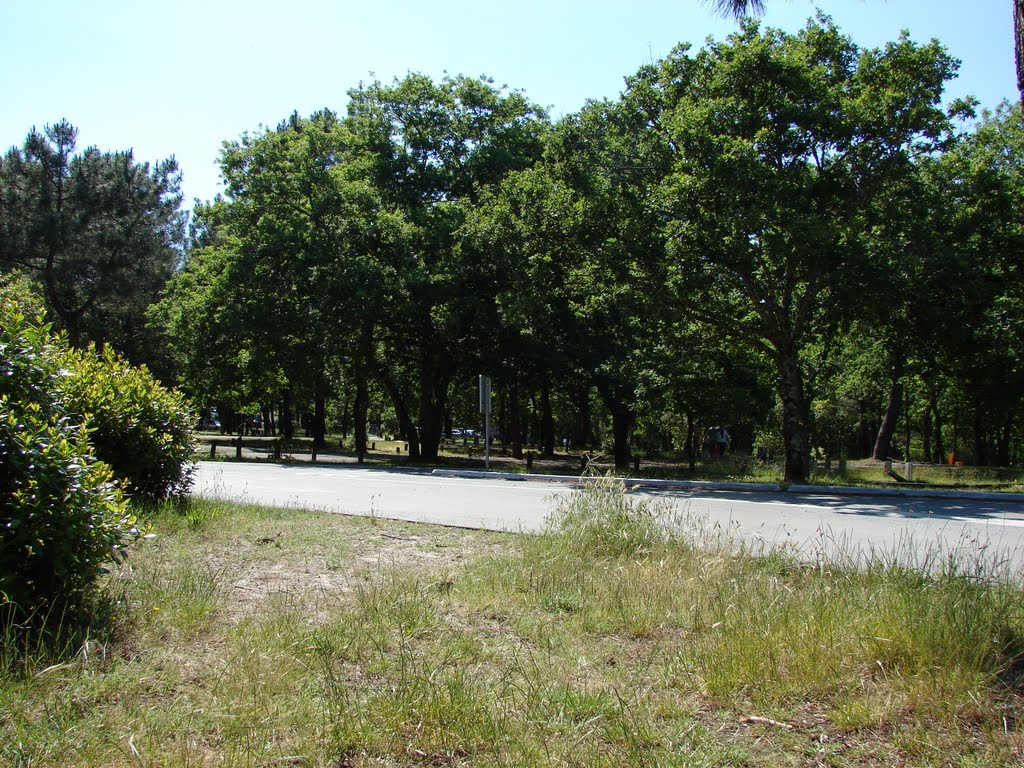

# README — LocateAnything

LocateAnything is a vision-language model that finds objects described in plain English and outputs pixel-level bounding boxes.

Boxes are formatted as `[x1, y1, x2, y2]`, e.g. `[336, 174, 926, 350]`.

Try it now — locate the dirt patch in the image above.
[197, 513, 511, 621]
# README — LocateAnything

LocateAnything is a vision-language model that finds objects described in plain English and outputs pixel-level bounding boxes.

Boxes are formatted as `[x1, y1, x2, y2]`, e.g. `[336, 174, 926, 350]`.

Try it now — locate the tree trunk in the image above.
[509, 376, 523, 460]
[922, 400, 933, 463]
[312, 375, 327, 449]
[498, 391, 509, 450]
[377, 368, 420, 458]
[611, 410, 633, 470]
[596, 380, 633, 470]
[354, 372, 369, 456]
[934, 402, 945, 463]
[540, 381, 555, 457]
[339, 395, 352, 442]
[778, 349, 810, 484]
[571, 382, 591, 448]
[974, 405, 988, 466]
[998, 408, 1015, 467]
[354, 322, 373, 456]
[417, 362, 448, 462]
[218, 403, 233, 436]
[281, 390, 295, 441]
[1016, 0, 1024, 108]
[873, 358, 904, 460]
[904, 390, 912, 462]
[686, 409, 696, 471]
[952, 410, 959, 463]
[855, 403, 875, 459]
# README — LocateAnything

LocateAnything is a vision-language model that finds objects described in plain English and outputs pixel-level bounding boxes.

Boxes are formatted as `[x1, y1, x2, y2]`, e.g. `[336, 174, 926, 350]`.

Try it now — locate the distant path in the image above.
[193, 461, 1024, 575]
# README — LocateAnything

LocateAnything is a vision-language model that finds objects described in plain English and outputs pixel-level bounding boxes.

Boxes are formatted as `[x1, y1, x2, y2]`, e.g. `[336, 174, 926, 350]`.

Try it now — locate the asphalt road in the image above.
[192, 461, 1024, 575]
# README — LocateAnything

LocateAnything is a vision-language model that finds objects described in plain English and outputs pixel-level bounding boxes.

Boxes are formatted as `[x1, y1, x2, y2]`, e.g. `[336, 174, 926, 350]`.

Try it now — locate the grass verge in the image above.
[2, 485, 1023, 766]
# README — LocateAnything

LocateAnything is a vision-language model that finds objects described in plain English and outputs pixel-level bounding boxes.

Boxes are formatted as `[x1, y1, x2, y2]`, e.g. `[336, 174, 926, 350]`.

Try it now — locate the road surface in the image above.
[192, 461, 1024, 575]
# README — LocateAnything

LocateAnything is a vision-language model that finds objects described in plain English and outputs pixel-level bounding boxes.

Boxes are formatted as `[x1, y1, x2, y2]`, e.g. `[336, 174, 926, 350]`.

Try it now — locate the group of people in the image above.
[704, 426, 730, 459]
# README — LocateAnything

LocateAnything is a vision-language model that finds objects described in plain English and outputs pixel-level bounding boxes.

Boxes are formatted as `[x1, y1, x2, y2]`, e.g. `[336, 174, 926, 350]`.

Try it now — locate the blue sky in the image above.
[2, 1, 1014, 205]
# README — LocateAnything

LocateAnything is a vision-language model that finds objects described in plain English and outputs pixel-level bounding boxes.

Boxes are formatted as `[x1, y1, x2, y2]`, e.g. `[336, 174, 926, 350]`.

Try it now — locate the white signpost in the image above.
[479, 374, 491, 471]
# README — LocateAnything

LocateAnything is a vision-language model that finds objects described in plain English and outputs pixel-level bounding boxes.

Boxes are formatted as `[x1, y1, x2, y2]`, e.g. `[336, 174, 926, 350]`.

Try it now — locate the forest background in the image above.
[2, 3, 1023, 484]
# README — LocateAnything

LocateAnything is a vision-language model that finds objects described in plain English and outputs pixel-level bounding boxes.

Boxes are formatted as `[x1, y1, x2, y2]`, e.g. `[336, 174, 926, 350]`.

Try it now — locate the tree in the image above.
[638, 16, 964, 482]
[218, 110, 387, 447]
[345, 74, 548, 460]
[0, 120, 185, 364]
[149, 200, 264, 423]
[463, 93, 677, 469]
[461, 164, 579, 457]
[1014, 0, 1024, 107]
[853, 156, 943, 462]
[709, 0, 1024, 109]
[705, 0, 765, 17]
[925, 103, 1024, 465]
[157, 112, 405, 449]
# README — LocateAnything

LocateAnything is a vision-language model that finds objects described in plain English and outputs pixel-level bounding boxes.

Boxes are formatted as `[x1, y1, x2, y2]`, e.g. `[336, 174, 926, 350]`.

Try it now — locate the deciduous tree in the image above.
[640, 16, 964, 481]
[345, 74, 548, 460]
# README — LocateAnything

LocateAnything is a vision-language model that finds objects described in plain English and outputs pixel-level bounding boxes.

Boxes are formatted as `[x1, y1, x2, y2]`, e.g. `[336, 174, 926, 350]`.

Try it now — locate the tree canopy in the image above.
[71, 17, 1024, 478]
[0, 120, 184, 367]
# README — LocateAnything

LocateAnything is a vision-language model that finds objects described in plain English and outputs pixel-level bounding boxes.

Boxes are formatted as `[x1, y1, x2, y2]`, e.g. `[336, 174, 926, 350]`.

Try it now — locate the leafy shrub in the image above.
[61, 344, 197, 500]
[0, 291, 132, 623]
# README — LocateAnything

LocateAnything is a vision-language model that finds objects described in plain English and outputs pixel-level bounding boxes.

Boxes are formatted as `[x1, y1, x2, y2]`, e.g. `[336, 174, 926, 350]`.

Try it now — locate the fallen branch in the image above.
[741, 716, 794, 730]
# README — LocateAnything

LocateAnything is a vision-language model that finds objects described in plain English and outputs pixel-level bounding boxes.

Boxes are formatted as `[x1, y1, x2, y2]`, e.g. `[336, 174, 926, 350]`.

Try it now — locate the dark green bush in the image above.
[0, 292, 132, 623]
[61, 344, 197, 500]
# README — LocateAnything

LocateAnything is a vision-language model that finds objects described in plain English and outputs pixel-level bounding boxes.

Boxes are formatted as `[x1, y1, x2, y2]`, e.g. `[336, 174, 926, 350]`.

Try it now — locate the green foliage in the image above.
[60, 344, 196, 500]
[635, 15, 965, 481]
[464, 98, 674, 467]
[0, 286, 132, 626]
[0, 119, 185, 366]
[151, 30, 1023, 472]
[148, 200, 283, 418]
[343, 74, 550, 459]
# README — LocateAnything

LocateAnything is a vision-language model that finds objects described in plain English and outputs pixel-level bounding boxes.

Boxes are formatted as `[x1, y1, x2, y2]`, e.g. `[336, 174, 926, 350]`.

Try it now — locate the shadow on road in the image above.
[633, 485, 1023, 524]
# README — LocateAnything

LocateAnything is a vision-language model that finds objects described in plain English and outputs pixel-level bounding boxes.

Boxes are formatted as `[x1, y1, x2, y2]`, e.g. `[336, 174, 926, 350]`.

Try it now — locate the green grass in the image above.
[831, 461, 1024, 491]
[3, 489, 1023, 766]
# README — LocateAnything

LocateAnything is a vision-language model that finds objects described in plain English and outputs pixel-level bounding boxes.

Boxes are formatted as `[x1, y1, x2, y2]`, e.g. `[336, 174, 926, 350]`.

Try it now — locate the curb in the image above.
[430, 469, 1024, 505]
